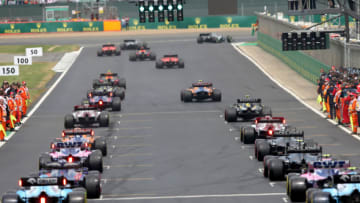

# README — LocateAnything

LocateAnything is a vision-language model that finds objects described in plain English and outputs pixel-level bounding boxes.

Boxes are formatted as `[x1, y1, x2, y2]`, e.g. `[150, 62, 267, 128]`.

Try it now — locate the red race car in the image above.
[97, 44, 121, 56]
[156, 54, 184, 69]
[129, 47, 156, 61]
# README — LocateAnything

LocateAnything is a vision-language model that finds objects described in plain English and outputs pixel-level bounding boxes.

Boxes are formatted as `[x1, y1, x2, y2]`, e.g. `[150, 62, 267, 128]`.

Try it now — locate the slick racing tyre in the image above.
[94, 137, 107, 156]
[99, 112, 109, 127]
[68, 190, 86, 203]
[129, 52, 137, 61]
[268, 159, 284, 181]
[88, 150, 103, 172]
[150, 52, 156, 61]
[112, 97, 121, 111]
[39, 153, 52, 170]
[289, 177, 307, 202]
[85, 175, 101, 198]
[224, 107, 237, 122]
[64, 114, 75, 129]
[156, 60, 163, 69]
[2, 193, 19, 203]
[182, 91, 192, 102]
[212, 89, 221, 102]
[243, 127, 255, 144]
[178, 59, 185, 68]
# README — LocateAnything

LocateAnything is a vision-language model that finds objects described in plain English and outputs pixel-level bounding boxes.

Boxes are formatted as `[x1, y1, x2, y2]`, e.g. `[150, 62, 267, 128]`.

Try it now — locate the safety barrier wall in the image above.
[257, 31, 330, 84]
[0, 16, 256, 34]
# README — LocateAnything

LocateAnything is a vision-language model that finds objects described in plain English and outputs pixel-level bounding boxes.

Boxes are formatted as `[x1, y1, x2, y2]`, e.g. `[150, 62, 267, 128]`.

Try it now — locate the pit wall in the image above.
[0, 16, 256, 34]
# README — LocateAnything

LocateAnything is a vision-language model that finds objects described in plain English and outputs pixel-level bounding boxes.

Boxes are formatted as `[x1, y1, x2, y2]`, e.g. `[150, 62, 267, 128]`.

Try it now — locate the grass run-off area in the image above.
[0, 44, 80, 54]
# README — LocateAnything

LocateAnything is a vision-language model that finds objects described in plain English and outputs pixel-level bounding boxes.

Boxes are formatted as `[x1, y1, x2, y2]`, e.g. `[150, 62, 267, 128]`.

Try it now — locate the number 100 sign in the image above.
[14, 56, 32, 65]
[0, 65, 19, 76]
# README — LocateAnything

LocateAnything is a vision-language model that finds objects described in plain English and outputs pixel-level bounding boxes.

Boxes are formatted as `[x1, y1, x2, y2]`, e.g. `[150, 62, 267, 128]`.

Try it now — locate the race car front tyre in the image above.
[311, 191, 331, 203]
[262, 106, 272, 116]
[118, 78, 126, 89]
[197, 37, 203, 43]
[243, 127, 255, 144]
[212, 89, 221, 102]
[115, 50, 121, 56]
[257, 142, 270, 161]
[156, 60, 163, 69]
[64, 114, 75, 129]
[97, 50, 103, 57]
[2, 193, 19, 203]
[39, 154, 51, 170]
[94, 137, 107, 156]
[178, 59, 185, 68]
[88, 150, 103, 172]
[129, 52, 137, 61]
[224, 107, 237, 122]
[112, 97, 121, 111]
[99, 112, 109, 127]
[226, 35, 232, 43]
[68, 190, 87, 203]
[183, 91, 192, 102]
[92, 79, 100, 88]
[268, 159, 284, 181]
[85, 175, 101, 198]
[289, 177, 307, 202]
[150, 53, 156, 61]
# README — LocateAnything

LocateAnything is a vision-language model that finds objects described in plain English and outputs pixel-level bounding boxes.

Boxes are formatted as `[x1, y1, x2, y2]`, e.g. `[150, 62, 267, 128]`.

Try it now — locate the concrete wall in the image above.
[257, 13, 360, 68]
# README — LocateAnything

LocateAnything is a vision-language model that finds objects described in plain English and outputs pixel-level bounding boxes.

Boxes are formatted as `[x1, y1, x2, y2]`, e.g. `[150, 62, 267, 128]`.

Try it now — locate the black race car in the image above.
[180, 81, 221, 102]
[263, 142, 324, 181]
[64, 105, 109, 128]
[197, 33, 232, 43]
[93, 72, 126, 89]
[224, 97, 272, 122]
[120, 39, 148, 50]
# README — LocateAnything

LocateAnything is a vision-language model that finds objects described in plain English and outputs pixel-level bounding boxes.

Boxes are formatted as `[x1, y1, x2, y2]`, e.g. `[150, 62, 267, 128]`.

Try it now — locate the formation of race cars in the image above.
[225, 96, 360, 203]
[1, 71, 126, 203]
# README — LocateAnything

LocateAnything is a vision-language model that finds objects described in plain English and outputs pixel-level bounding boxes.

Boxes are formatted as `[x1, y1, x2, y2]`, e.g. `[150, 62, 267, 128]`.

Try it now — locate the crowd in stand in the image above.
[317, 66, 360, 134]
[0, 81, 30, 141]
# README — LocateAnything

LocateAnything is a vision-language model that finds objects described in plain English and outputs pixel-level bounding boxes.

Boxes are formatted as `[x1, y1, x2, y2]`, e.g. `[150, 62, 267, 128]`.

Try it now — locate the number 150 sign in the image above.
[0, 65, 19, 76]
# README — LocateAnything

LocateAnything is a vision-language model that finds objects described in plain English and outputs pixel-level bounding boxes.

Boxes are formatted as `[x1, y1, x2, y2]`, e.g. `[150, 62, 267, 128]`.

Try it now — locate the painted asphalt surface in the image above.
[0, 31, 359, 203]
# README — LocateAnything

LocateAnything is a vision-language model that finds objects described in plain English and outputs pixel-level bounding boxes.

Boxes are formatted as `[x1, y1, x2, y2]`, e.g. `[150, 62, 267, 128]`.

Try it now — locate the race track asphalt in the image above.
[0, 30, 359, 203]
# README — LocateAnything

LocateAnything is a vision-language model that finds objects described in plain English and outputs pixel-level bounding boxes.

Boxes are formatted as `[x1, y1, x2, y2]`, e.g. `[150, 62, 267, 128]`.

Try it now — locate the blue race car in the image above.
[38, 162, 101, 198]
[307, 173, 360, 203]
[1, 177, 86, 203]
[84, 87, 122, 111]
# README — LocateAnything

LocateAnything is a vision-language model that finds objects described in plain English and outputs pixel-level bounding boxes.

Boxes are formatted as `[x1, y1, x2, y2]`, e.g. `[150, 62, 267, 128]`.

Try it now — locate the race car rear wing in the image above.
[191, 82, 213, 87]
[199, 33, 210, 36]
[255, 116, 285, 124]
[74, 105, 99, 111]
[272, 131, 304, 138]
[333, 174, 360, 184]
[43, 162, 83, 170]
[124, 39, 136, 42]
[163, 54, 178, 58]
[100, 73, 118, 77]
[19, 177, 67, 187]
[50, 141, 88, 149]
[237, 98, 261, 103]
[308, 160, 350, 169]
[62, 128, 94, 137]
[285, 146, 322, 154]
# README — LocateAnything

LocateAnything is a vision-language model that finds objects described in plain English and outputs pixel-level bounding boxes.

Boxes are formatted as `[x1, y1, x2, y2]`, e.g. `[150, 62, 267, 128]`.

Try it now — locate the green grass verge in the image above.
[0, 62, 57, 103]
[0, 44, 80, 54]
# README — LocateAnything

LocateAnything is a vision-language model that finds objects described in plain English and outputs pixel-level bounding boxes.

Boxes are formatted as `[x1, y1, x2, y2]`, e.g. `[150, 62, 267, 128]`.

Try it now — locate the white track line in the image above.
[231, 43, 357, 140]
[96, 193, 286, 201]
[0, 47, 83, 148]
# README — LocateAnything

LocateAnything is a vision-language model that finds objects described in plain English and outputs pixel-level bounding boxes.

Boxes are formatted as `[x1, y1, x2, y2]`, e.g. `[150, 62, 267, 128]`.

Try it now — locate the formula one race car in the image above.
[129, 47, 156, 61]
[180, 80, 221, 102]
[254, 130, 305, 161]
[84, 86, 123, 111]
[239, 116, 289, 144]
[286, 160, 350, 202]
[39, 141, 103, 172]
[90, 82, 125, 100]
[38, 162, 101, 198]
[224, 97, 272, 122]
[307, 173, 360, 203]
[155, 54, 184, 69]
[93, 72, 126, 89]
[60, 128, 107, 156]
[97, 44, 121, 56]
[197, 33, 232, 43]
[263, 142, 324, 181]
[120, 39, 148, 50]
[64, 105, 109, 128]
[1, 176, 87, 203]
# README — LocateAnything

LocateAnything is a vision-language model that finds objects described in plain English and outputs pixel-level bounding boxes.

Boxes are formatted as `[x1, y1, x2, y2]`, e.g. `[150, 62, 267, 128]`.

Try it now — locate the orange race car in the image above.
[57, 128, 107, 156]
[180, 80, 221, 102]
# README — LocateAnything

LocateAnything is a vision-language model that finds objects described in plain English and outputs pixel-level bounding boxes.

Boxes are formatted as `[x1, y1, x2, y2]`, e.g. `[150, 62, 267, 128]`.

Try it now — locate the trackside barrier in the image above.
[257, 32, 331, 84]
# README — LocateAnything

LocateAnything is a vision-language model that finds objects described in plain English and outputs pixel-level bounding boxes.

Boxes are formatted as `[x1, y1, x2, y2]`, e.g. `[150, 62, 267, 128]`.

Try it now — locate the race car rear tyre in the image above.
[118, 78, 126, 89]
[306, 188, 320, 203]
[99, 112, 109, 127]
[183, 91, 192, 103]
[85, 175, 101, 198]
[94, 137, 107, 156]
[150, 53, 156, 61]
[112, 97, 121, 111]
[64, 114, 74, 129]
[97, 50, 103, 57]
[129, 52, 137, 61]
[212, 89, 221, 102]
[156, 60, 163, 69]
[304, 139, 316, 148]
[268, 159, 284, 181]
[197, 37, 203, 43]
[257, 142, 270, 161]
[114, 88, 125, 100]
[115, 50, 121, 56]
[243, 127, 255, 144]
[180, 90, 186, 101]
[263, 155, 276, 178]
[311, 191, 331, 203]
[226, 35, 232, 43]
[68, 190, 86, 203]
[2, 193, 19, 203]
[289, 177, 307, 202]
[92, 79, 100, 88]
[240, 127, 244, 142]
[224, 107, 237, 122]
[178, 59, 185, 68]
[39, 153, 52, 170]
[88, 150, 103, 172]
[286, 173, 300, 195]
[262, 106, 272, 116]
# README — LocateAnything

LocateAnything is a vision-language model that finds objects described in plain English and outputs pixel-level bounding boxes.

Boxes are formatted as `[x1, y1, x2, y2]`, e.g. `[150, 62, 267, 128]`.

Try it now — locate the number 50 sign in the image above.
[0, 65, 19, 76]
